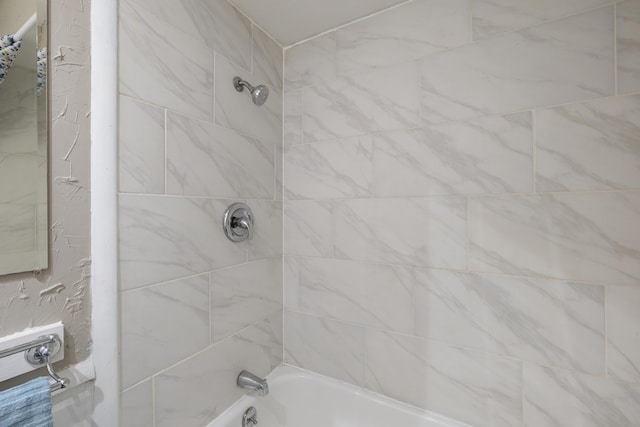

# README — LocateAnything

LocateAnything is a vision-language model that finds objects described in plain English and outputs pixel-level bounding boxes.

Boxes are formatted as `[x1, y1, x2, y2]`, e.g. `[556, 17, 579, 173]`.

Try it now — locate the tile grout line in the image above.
[532, 109, 537, 193]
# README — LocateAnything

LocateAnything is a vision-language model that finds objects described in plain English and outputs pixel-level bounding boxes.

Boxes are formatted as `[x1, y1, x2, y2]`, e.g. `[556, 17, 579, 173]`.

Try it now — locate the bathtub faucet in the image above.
[237, 370, 269, 396]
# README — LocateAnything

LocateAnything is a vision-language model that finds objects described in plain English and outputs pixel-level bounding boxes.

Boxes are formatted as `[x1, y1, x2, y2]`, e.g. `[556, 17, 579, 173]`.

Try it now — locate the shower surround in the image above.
[283, 1, 640, 427]
[117, 0, 283, 426]
[117, 0, 640, 426]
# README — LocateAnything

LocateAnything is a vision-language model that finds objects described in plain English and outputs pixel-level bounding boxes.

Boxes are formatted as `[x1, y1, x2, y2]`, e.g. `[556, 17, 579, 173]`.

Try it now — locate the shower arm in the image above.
[234, 77, 253, 93]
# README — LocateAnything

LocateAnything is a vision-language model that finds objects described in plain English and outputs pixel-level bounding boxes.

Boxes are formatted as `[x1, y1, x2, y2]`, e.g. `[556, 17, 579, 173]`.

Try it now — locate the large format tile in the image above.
[215, 54, 283, 147]
[284, 32, 335, 91]
[119, 0, 252, 70]
[298, 258, 413, 333]
[536, 95, 640, 192]
[121, 274, 210, 388]
[121, 379, 153, 427]
[334, 198, 467, 269]
[336, 0, 470, 74]
[283, 256, 299, 310]
[618, 0, 640, 95]
[421, 7, 614, 124]
[607, 286, 640, 384]
[247, 200, 282, 261]
[373, 112, 532, 197]
[472, 0, 611, 39]
[283, 200, 333, 257]
[166, 112, 274, 199]
[365, 330, 522, 427]
[468, 192, 640, 285]
[118, 96, 165, 194]
[414, 269, 605, 374]
[285, 311, 365, 387]
[285, 136, 373, 199]
[524, 364, 640, 427]
[119, 195, 246, 290]
[154, 322, 280, 427]
[253, 27, 283, 93]
[304, 62, 420, 142]
[119, 0, 213, 120]
[283, 90, 303, 149]
[210, 259, 283, 341]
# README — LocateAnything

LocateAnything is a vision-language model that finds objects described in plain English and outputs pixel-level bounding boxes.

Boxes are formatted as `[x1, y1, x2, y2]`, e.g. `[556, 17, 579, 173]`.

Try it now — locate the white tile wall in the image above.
[420, 7, 615, 124]
[607, 286, 640, 384]
[118, 0, 283, 423]
[617, 0, 640, 95]
[282, 2, 640, 426]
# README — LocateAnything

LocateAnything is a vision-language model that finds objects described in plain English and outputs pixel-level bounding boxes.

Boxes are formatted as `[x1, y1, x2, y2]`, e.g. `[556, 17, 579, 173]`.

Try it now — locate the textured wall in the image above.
[283, 1, 640, 426]
[117, 0, 283, 426]
[0, 0, 91, 375]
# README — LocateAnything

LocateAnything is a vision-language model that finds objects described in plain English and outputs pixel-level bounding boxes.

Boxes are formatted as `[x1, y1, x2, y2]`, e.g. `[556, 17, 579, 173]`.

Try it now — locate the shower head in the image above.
[233, 76, 269, 106]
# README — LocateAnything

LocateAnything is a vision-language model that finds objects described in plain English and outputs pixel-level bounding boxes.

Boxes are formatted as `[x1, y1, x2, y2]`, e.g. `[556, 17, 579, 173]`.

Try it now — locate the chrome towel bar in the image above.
[0, 334, 69, 392]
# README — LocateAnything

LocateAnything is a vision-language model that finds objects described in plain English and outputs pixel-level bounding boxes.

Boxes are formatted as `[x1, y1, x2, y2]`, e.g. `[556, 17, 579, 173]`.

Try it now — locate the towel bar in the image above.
[0, 334, 69, 392]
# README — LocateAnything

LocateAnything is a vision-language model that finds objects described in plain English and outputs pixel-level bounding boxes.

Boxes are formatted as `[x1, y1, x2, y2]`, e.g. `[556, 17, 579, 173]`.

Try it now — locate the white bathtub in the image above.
[207, 366, 469, 427]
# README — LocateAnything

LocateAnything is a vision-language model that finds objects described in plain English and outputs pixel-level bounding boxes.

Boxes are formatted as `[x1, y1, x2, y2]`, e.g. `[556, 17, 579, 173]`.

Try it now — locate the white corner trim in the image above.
[90, 0, 120, 424]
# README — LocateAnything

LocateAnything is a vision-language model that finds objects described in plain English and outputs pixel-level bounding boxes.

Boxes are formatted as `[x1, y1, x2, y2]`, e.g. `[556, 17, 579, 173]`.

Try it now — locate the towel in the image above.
[0, 35, 22, 87]
[0, 377, 53, 427]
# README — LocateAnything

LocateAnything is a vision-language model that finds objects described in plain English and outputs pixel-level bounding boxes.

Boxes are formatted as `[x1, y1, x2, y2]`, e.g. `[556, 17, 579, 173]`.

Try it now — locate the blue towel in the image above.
[0, 377, 52, 427]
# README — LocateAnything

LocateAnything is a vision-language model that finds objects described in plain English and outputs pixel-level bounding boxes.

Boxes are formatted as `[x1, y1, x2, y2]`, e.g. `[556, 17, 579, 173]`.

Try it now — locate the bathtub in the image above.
[207, 366, 469, 427]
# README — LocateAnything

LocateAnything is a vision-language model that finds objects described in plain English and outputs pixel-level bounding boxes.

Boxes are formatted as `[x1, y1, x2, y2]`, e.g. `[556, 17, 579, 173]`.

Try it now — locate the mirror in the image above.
[0, 0, 48, 275]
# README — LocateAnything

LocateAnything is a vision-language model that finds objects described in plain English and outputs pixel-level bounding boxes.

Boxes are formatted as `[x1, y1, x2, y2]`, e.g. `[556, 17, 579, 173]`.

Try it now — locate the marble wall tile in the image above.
[536, 95, 640, 192]
[119, 195, 246, 290]
[121, 274, 210, 388]
[275, 146, 283, 201]
[469, 192, 640, 285]
[607, 286, 640, 384]
[284, 32, 335, 91]
[119, 0, 214, 121]
[215, 54, 283, 147]
[210, 259, 283, 341]
[120, 0, 252, 70]
[421, 7, 614, 124]
[285, 136, 373, 199]
[118, 96, 165, 194]
[253, 27, 283, 93]
[155, 322, 279, 427]
[166, 112, 274, 199]
[122, 380, 153, 427]
[285, 311, 365, 386]
[304, 62, 420, 142]
[618, 1, 640, 95]
[336, 0, 470, 74]
[472, 0, 611, 40]
[298, 258, 412, 332]
[235, 312, 284, 373]
[365, 330, 522, 427]
[284, 256, 299, 310]
[284, 90, 303, 150]
[524, 364, 640, 427]
[414, 269, 605, 374]
[283, 200, 333, 257]
[373, 112, 533, 197]
[334, 198, 467, 269]
[247, 200, 283, 261]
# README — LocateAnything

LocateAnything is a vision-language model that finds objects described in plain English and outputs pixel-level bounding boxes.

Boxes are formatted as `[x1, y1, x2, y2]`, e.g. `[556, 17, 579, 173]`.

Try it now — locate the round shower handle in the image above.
[223, 203, 254, 242]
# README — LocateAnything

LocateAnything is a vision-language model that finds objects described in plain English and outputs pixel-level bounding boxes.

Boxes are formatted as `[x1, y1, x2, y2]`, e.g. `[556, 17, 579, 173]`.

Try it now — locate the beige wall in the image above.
[0, 0, 91, 381]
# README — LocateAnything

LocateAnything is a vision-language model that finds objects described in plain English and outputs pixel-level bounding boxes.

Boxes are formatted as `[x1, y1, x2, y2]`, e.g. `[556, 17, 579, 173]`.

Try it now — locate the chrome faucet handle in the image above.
[223, 203, 254, 242]
[243, 407, 258, 427]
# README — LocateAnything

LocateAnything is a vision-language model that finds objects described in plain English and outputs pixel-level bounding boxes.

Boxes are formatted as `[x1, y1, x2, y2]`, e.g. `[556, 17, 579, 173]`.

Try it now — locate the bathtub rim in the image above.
[208, 363, 472, 427]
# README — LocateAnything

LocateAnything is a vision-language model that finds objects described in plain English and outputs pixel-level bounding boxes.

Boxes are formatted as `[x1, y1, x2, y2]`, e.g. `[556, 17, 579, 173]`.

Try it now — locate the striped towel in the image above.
[0, 377, 52, 427]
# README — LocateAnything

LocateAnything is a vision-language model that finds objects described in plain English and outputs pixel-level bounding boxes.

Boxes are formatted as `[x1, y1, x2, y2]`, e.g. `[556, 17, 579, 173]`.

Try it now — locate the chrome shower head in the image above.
[233, 76, 269, 106]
